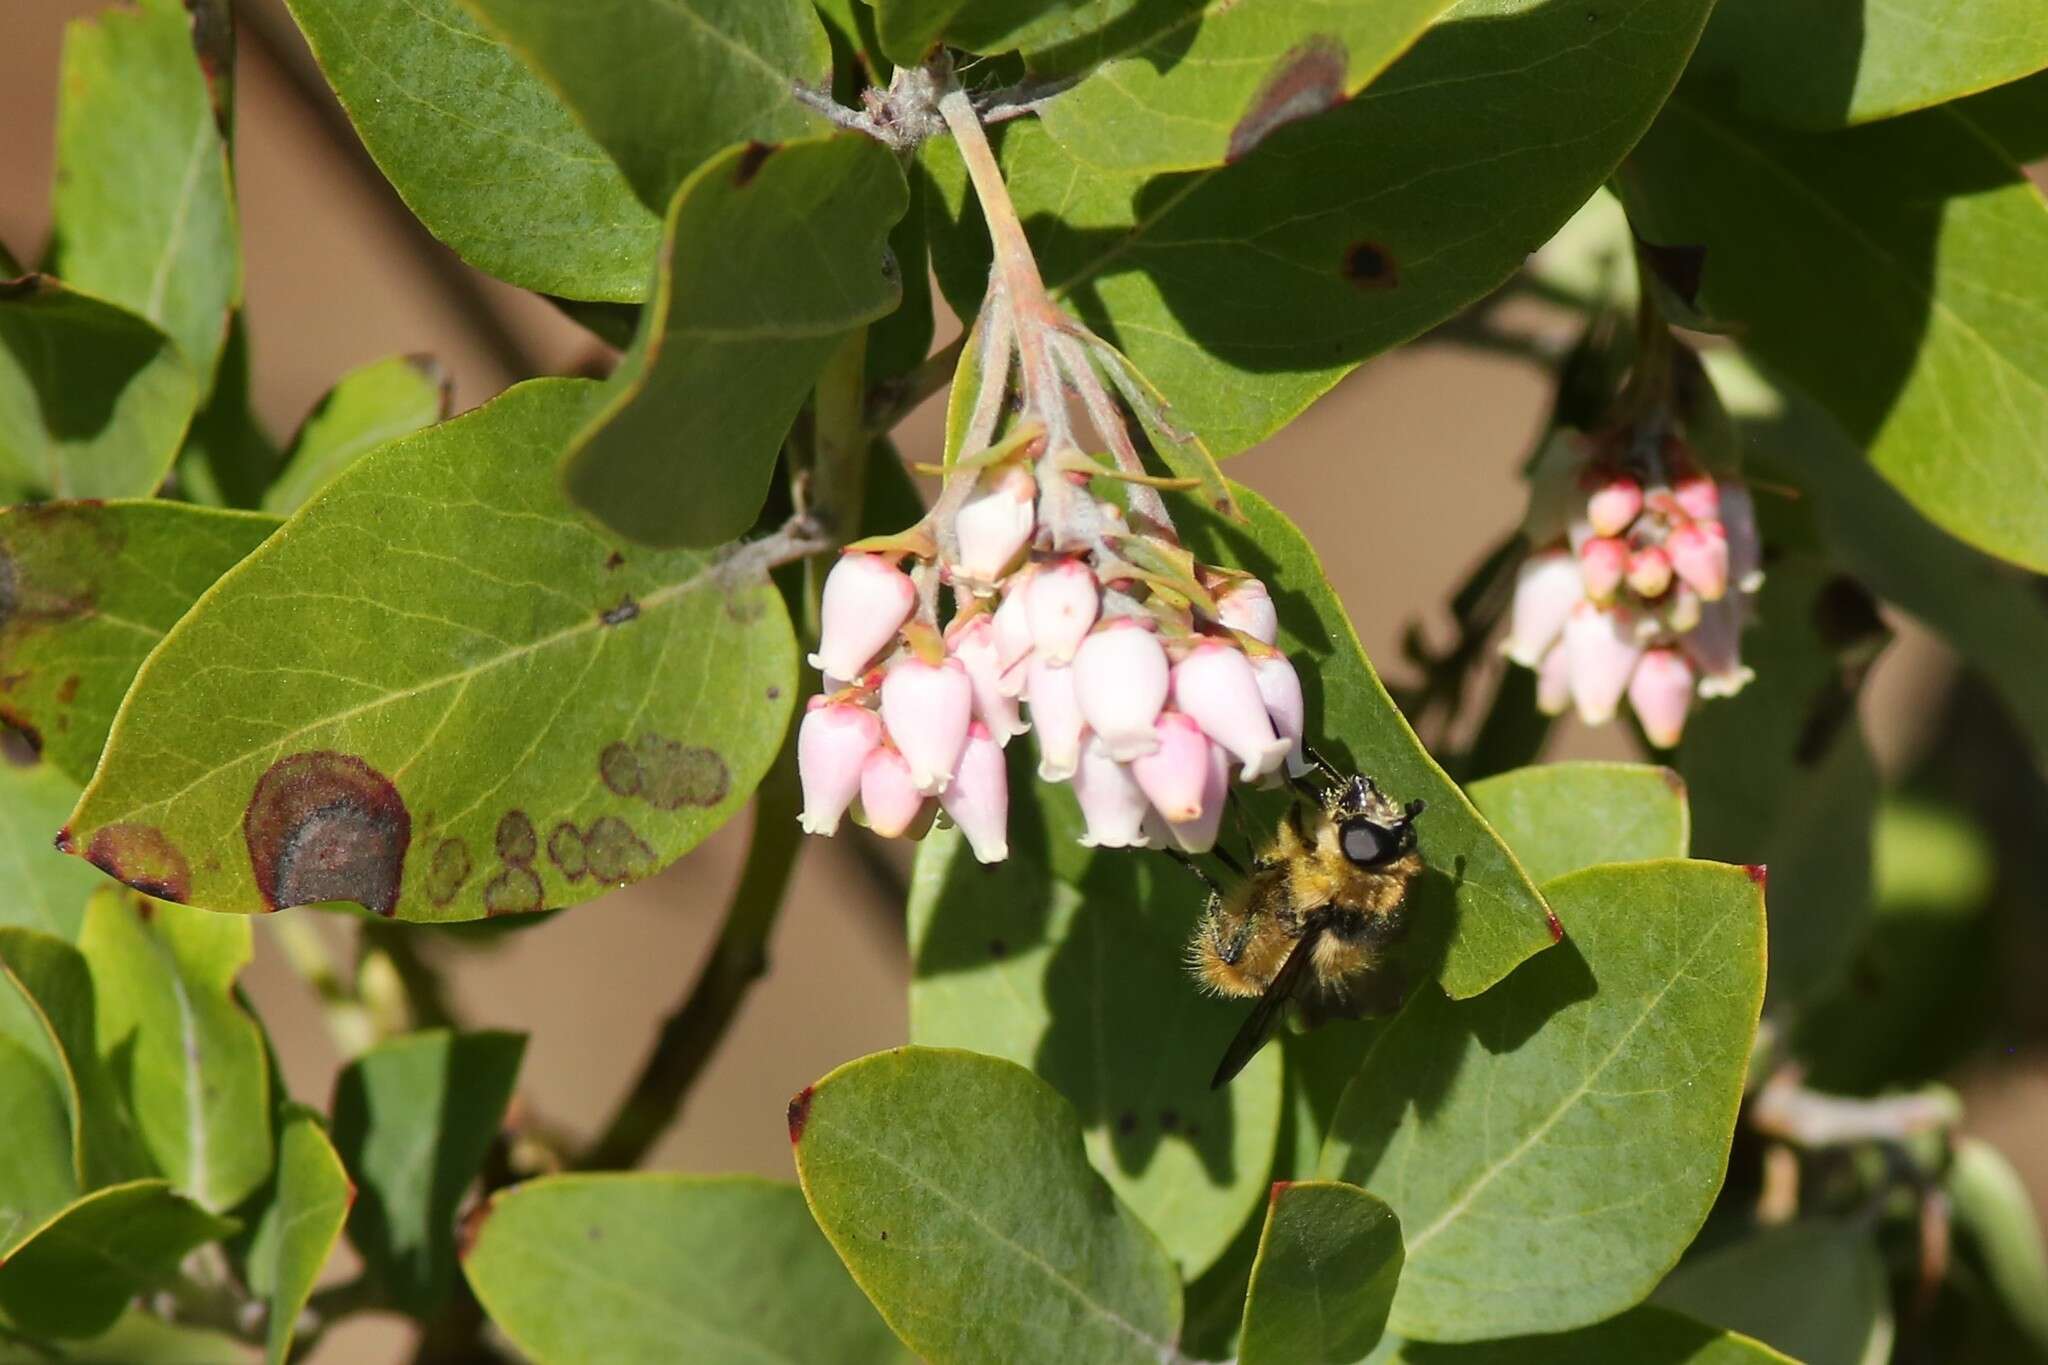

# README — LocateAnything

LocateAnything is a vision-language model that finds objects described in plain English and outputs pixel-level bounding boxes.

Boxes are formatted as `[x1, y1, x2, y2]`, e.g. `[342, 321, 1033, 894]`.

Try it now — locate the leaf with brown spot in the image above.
[65, 379, 795, 921]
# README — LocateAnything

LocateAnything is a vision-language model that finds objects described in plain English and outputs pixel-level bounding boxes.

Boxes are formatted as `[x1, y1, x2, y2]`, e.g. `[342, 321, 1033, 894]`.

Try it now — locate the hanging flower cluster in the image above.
[795, 430, 1306, 864]
[1501, 433, 1763, 746]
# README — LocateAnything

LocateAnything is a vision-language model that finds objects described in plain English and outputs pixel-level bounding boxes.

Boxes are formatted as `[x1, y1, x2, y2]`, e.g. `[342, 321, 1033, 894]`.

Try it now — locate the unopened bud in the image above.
[797, 699, 881, 836]
[1025, 653, 1085, 781]
[1586, 475, 1643, 538]
[1673, 473, 1720, 522]
[1668, 521, 1729, 601]
[1503, 549, 1583, 667]
[1026, 558, 1099, 665]
[949, 616, 1028, 746]
[1073, 620, 1168, 761]
[1578, 536, 1629, 602]
[1214, 578, 1278, 646]
[1072, 737, 1151, 848]
[859, 746, 927, 839]
[1250, 652, 1307, 778]
[880, 657, 973, 794]
[1173, 641, 1291, 781]
[940, 724, 1009, 863]
[1626, 545, 1673, 598]
[1564, 602, 1643, 725]
[1130, 711, 1211, 823]
[808, 553, 915, 681]
[1628, 648, 1696, 749]
[954, 466, 1036, 588]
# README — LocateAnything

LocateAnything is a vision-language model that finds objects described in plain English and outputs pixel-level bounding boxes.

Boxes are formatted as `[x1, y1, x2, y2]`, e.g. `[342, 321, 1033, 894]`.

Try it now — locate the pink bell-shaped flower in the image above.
[1586, 475, 1643, 538]
[1684, 598, 1754, 699]
[1215, 578, 1279, 646]
[1163, 738, 1231, 854]
[1073, 620, 1168, 761]
[808, 553, 915, 681]
[954, 466, 1036, 589]
[1578, 536, 1629, 602]
[1130, 711, 1211, 823]
[1535, 640, 1571, 716]
[1026, 558, 1099, 665]
[1719, 481, 1764, 594]
[1025, 653, 1085, 781]
[949, 616, 1028, 746]
[1502, 549, 1583, 667]
[1564, 602, 1643, 725]
[941, 723, 1009, 863]
[992, 570, 1036, 694]
[1250, 651, 1307, 778]
[1626, 545, 1673, 599]
[1673, 472, 1721, 522]
[1628, 648, 1696, 748]
[1173, 640, 1291, 781]
[797, 699, 881, 836]
[1072, 737, 1151, 848]
[1668, 521, 1729, 601]
[859, 745, 927, 839]
[880, 657, 973, 795]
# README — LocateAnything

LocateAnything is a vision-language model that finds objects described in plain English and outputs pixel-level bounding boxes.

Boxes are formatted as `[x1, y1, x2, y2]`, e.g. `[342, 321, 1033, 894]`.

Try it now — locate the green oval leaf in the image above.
[1239, 1181, 1402, 1365]
[244, 1104, 352, 1365]
[908, 805, 1285, 1279]
[0, 1036, 78, 1260]
[64, 379, 796, 921]
[1691, 0, 2048, 129]
[465, 1173, 908, 1363]
[0, 276, 198, 502]
[279, 0, 660, 301]
[50, 0, 239, 392]
[332, 1029, 524, 1319]
[563, 134, 907, 547]
[1654, 1221, 1894, 1365]
[1618, 83, 2048, 573]
[456, 0, 832, 213]
[1182, 486, 1553, 998]
[0, 1179, 235, 1340]
[1947, 1136, 2048, 1355]
[1036, 0, 1456, 173]
[0, 1310, 256, 1364]
[1319, 860, 1766, 1340]
[927, 0, 1715, 458]
[78, 890, 270, 1212]
[0, 500, 279, 786]
[0, 765, 104, 939]
[263, 354, 450, 515]
[1466, 763, 1691, 886]
[793, 1046, 1184, 1365]
[1369, 1305, 1795, 1363]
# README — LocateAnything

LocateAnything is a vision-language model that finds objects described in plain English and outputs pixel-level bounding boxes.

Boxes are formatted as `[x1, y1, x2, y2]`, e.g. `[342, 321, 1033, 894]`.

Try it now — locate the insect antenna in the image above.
[1301, 743, 1349, 786]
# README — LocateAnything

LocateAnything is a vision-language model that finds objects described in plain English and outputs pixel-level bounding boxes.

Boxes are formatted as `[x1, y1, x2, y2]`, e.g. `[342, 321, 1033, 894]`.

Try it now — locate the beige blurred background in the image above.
[2, 2, 2042, 1359]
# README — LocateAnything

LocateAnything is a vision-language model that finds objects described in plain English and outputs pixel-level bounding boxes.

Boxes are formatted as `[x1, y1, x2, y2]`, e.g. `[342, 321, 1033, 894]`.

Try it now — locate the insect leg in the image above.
[1158, 847, 1223, 896]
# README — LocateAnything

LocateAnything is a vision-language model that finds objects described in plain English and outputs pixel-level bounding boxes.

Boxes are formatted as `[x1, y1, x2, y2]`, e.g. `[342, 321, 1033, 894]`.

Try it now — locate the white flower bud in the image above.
[859, 745, 927, 839]
[1250, 652, 1307, 778]
[941, 724, 1009, 863]
[948, 616, 1028, 746]
[1073, 620, 1168, 761]
[880, 657, 973, 795]
[1072, 737, 1151, 849]
[954, 466, 1036, 589]
[1173, 641, 1291, 782]
[1025, 653, 1085, 782]
[1215, 578, 1278, 645]
[1563, 602, 1643, 726]
[1025, 558, 1099, 665]
[1628, 648, 1696, 749]
[797, 700, 881, 836]
[1502, 549, 1583, 668]
[1130, 711, 1211, 823]
[808, 553, 915, 681]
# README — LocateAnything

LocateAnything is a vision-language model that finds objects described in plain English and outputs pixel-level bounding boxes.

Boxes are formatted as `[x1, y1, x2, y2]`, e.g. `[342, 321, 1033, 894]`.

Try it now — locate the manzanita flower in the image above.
[1026, 557, 1099, 665]
[1586, 475, 1642, 537]
[954, 466, 1036, 589]
[880, 656, 972, 794]
[1131, 710, 1211, 823]
[1161, 738, 1230, 855]
[992, 570, 1036, 689]
[1214, 577, 1278, 645]
[1072, 736, 1151, 848]
[1502, 548, 1581, 667]
[1667, 521, 1728, 600]
[940, 724, 1009, 863]
[1564, 601, 1642, 725]
[797, 699, 881, 836]
[859, 745, 927, 839]
[1174, 640, 1291, 781]
[1073, 620, 1168, 761]
[809, 553, 914, 681]
[948, 615, 1028, 746]
[1628, 648, 1695, 749]
[1578, 535, 1628, 602]
[1025, 652, 1085, 781]
[1250, 650, 1307, 778]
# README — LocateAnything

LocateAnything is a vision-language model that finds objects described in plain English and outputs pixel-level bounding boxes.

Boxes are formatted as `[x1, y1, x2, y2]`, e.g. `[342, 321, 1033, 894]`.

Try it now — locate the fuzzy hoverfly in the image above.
[1186, 755, 1426, 1089]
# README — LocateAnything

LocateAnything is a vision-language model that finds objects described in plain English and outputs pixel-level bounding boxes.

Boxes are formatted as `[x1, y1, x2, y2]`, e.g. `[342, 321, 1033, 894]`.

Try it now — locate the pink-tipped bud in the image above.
[1684, 597, 1754, 699]
[859, 746, 927, 839]
[1626, 545, 1673, 598]
[1718, 481, 1764, 594]
[1072, 737, 1151, 849]
[1173, 641, 1291, 781]
[992, 571, 1036, 693]
[809, 553, 916, 681]
[941, 724, 1009, 863]
[1673, 472, 1721, 522]
[880, 657, 973, 795]
[1628, 649, 1696, 749]
[1215, 578, 1279, 646]
[1586, 475, 1643, 538]
[954, 466, 1036, 588]
[1663, 583, 1702, 634]
[1163, 738, 1231, 854]
[1578, 536, 1629, 602]
[1250, 652, 1307, 778]
[1130, 711, 1211, 823]
[1502, 549, 1583, 667]
[797, 699, 882, 836]
[1026, 558, 1099, 665]
[1563, 602, 1643, 725]
[1025, 653, 1085, 781]
[1535, 641, 1571, 716]
[1073, 620, 1168, 761]
[1668, 521, 1729, 601]
[949, 616, 1028, 746]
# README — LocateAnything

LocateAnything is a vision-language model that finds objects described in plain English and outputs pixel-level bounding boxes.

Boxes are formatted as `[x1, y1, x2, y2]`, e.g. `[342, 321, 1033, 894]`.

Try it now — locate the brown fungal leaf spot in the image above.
[55, 675, 79, 705]
[599, 742, 641, 798]
[495, 810, 537, 866]
[547, 822, 587, 881]
[1545, 906, 1566, 943]
[426, 838, 472, 908]
[1341, 240, 1398, 290]
[1227, 36, 1349, 163]
[599, 733, 729, 810]
[484, 866, 544, 916]
[604, 551, 625, 572]
[599, 594, 639, 627]
[244, 751, 411, 915]
[786, 1085, 814, 1143]
[582, 815, 654, 885]
[735, 140, 780, 187]
[84, 823, 191, 903]
[765, 686, 780, 702]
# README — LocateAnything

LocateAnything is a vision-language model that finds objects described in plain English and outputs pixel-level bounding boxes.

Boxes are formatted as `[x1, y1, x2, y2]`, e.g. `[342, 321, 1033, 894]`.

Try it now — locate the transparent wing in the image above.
[1210, 920, 1326, 1090]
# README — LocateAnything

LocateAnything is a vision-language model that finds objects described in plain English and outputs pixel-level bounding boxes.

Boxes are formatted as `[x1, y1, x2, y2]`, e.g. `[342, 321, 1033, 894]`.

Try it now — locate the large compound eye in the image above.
[1340, 817, 1404, 868]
